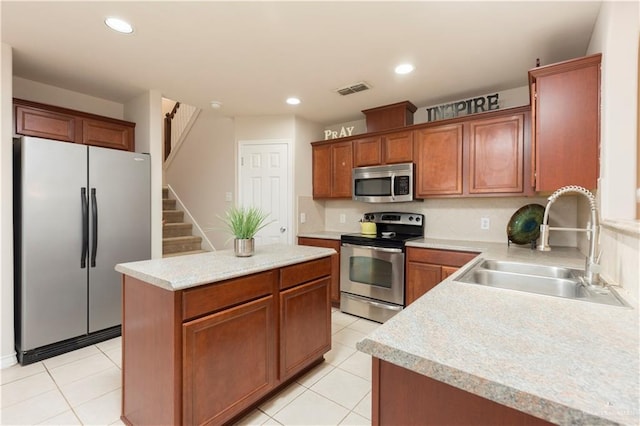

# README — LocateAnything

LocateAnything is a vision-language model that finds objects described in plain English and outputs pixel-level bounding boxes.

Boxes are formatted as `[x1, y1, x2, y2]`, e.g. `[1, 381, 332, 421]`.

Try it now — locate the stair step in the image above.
[162, 187, 169, 199]
[163, 235, 202, 254]
[163, 249, 208, 258]
[163, 210, 184, 223]
[163, 199, 176, 210]
[163, 222, 193, 238]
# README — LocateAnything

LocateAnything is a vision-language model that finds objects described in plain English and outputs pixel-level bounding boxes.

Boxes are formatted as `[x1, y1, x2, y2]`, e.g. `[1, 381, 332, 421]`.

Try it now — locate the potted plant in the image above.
[220, 206, 271, 257]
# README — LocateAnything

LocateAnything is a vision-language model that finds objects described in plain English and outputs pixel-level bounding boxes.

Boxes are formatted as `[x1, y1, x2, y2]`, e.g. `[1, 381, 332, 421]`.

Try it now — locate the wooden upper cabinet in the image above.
[383, 130, 413, 164]
[15, 104, 77, 142]
[353, 136, 382, 167]
[14, 98, 135, 151]
[529, 54, 600, 191]
[312, 141, 353, 199]
[468, 113, 524, 194]
[414, 124, 463, 196]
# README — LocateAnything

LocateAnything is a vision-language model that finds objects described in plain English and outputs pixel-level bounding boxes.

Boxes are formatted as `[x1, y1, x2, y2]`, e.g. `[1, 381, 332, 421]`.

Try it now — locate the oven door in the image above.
[340, 243, 404, 305]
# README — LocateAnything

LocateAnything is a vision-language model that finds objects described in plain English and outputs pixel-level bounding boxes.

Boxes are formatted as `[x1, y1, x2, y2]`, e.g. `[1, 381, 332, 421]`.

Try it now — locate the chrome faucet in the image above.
[537, 185, 601, 286]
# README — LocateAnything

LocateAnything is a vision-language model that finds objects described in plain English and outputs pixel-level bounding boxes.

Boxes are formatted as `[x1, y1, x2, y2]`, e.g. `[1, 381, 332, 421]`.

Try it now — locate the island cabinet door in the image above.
[280, 277, 331, 381]
[182, 295, 276, 426]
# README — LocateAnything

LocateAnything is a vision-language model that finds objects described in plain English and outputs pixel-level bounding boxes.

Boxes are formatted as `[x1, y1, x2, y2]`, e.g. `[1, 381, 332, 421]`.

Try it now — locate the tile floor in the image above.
[1, 309, 379, 425]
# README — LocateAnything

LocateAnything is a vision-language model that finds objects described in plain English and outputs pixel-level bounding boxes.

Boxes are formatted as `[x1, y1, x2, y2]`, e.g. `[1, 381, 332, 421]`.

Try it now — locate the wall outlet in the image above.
[339, 213, 346, 224]
[300, 212, 306, 223]
[480, 217, 490, 230]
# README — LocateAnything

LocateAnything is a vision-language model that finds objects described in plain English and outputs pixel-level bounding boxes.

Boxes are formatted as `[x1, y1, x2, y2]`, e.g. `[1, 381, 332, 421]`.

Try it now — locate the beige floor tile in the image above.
[295, 362, 335, 388]
[0, 388, 70, 425]
[339, 411, 370, 425]
[48, 353, 114, 386]
[324, 342, 357, 367]
[272, 390, 349, 426]
[37, 409, 82, 425]
[332, 328, 367, 349]
[104, 347, 122, 369]
[109, 419, 126, 425]
[331, 322, 347, 335]
[1, 371, 57, 407]
[42, 345, 101, 371]
[261, 417, 283, 425]
[233, 408, 271, 425]
[259, 382, 306, 416]
[331, 311, 360, 328]
[1, 361, 45, 385]
[353, 392, 371, 420]
[73, 388, 121, 425]
[310, 368, 370, 410]
[96, 336, 122, 352]
[58, 366, 121, 407]
[346, 319, 380, 335]
[338, 351, 372, 381]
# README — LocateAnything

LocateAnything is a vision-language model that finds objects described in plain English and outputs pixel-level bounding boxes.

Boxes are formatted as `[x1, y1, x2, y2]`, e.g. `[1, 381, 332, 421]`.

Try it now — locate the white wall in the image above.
[164, 110, 235, 250]
[587, 1, 639, 221]
[13, 77, 125, 119]
[1, 43, 16, 367]
[124, 91, 164, 259]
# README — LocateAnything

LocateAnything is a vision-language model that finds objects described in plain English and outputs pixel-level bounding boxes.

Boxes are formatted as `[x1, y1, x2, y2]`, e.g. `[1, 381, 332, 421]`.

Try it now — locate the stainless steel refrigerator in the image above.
[14, 136, 150, 365]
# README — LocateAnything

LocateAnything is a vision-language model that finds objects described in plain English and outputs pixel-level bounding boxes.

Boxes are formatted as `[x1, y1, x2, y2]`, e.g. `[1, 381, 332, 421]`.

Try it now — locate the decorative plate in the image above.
[506, 204, 546, 245]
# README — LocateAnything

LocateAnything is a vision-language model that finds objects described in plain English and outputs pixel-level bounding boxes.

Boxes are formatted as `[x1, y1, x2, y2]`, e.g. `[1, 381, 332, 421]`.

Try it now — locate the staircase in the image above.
[162, 187, 206, 257]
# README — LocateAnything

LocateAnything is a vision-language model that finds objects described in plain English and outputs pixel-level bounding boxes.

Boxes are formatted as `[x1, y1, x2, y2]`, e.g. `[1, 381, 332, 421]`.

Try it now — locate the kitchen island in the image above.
[357, 239, 639, 425]
[115, 244, 335, 426]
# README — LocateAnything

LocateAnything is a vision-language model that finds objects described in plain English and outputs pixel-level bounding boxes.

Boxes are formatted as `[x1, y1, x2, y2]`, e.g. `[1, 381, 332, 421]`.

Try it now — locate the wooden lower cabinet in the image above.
[297, 237, 341, 305]
[183, 296, 276, 425]
[372, 358, 552, 425]
[405, 247, 478, 305]
[121, 257, 332, 426]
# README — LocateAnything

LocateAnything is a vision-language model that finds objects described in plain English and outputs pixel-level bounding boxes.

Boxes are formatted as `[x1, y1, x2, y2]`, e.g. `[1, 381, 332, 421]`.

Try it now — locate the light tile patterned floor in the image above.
[0, 309, 379, 425]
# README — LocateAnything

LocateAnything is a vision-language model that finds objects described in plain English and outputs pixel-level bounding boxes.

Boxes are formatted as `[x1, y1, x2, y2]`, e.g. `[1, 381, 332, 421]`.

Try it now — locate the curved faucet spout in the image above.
[537, 185, 601, 285]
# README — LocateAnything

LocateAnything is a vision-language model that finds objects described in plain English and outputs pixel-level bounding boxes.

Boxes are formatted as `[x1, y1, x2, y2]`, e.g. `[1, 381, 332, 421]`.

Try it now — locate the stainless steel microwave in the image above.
[352, 163, 414, 203]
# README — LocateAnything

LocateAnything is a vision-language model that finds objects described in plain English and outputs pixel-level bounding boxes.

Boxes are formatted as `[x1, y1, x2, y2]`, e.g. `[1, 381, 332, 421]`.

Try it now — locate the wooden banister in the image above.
[164, 102, 180, 161]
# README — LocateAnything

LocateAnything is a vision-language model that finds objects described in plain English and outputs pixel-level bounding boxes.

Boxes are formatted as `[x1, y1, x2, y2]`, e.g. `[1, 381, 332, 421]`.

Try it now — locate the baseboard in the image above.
[1, 352, 18, 369]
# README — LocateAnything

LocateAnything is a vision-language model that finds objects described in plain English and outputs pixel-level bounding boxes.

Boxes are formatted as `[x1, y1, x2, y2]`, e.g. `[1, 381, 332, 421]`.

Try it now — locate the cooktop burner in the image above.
[341, 212, 424, 249]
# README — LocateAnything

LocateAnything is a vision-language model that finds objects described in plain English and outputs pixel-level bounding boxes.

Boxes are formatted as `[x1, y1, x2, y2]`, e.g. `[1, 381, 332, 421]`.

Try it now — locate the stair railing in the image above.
[164, 101, 180, 161]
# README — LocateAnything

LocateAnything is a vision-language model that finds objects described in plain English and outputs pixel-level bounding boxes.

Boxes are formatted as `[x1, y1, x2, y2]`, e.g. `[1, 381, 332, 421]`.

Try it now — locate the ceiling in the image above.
[1, 1, 602, 126]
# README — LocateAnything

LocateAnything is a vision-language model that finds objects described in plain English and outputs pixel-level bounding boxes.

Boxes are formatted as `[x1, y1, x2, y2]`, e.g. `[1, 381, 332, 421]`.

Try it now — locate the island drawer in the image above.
[280, 257, 331, 290]
[182, 270, 277, 321]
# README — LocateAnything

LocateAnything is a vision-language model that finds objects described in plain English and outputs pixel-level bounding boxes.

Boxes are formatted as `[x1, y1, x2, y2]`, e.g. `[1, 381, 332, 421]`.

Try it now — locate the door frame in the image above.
[237, 139, 294, 245]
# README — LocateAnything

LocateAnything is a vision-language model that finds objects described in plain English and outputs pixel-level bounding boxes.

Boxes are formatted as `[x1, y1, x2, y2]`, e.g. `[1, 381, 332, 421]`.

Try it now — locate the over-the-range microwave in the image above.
[352, 162, 415, 203]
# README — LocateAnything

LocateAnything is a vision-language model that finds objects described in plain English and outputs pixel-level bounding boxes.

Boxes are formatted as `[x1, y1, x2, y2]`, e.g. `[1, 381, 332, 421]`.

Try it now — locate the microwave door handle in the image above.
[391, 173, 395, 200]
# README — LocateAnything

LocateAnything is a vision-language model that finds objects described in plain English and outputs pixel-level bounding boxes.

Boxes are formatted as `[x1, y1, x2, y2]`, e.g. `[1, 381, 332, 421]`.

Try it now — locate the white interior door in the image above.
[238, 141, 291, 245]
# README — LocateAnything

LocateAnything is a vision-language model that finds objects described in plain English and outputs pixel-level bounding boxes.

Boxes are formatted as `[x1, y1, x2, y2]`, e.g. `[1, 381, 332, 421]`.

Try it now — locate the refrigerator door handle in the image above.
[90, 188, 98, 267]
[81, 187, 88, 268]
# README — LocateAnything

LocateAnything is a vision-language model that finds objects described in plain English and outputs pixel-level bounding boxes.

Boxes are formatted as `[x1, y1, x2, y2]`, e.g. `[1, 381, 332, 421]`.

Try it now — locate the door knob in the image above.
[280, 227, 286, 233]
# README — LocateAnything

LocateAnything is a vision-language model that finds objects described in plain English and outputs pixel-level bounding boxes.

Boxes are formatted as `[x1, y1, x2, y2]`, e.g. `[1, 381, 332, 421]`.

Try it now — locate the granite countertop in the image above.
[357, 238, 639, 425]
[297, 231, 343, 240]
[115, 243, 335, 291]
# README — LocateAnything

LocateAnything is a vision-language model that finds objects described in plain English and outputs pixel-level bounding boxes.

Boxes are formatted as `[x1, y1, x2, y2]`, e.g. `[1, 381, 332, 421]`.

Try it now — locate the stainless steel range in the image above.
[340, 212, 424, 323]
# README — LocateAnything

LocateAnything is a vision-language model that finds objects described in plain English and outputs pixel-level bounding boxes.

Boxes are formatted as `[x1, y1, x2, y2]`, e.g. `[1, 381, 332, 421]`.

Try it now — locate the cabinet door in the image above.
[383, 130, 413, 164]
[297, 238, 340, 305]
[441, 266, 459, 280]
[531, 55, 600, 191]
[353, 136, 382, 167]
[331, 141, 353, 198]
[312, 144, 332, 198]
[183, 295, 276, 425]
[406, 262, 441, 306]
[15, 105, 77, 142]
[414, 125, 463, 196]
[468, 114, 524, 194]
[82, 118, 134, 151]
[280, 277, 331, 380]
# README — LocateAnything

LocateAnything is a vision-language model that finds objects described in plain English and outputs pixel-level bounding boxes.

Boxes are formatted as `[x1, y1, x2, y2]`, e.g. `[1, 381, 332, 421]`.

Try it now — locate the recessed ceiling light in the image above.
[395, 63, 414, 75]
[105, 17, 134, 34]
[210, 100, 222, 109]
[286, 97, 301, 105]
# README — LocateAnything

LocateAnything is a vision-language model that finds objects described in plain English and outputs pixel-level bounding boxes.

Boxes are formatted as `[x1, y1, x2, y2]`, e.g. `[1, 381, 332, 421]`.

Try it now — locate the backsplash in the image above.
[599, 221, 640, 304]
[298, 195, 578, 247]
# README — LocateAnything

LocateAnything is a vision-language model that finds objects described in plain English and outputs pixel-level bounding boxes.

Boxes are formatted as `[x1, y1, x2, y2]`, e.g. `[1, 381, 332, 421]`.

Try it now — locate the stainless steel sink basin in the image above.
[457, 259, 628, 307]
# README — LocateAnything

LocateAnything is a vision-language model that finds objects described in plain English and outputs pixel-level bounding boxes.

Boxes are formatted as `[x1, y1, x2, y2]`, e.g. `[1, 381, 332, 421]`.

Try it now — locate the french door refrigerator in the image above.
[14, 136, 150, 365]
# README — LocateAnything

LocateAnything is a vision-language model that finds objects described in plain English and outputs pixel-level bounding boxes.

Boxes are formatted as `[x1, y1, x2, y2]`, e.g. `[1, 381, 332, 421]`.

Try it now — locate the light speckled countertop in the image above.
[297, 231, 343, 240]
[115, 243, 335, 291]
[357, 238, 639, 425]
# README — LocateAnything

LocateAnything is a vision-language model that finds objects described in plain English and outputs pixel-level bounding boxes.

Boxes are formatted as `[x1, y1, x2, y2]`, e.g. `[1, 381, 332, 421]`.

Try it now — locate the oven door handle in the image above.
[341, 243, 403, 253]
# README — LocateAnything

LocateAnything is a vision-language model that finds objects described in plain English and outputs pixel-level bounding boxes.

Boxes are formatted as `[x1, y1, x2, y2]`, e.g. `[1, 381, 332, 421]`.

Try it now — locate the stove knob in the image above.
[415, 216, 421, 222]
[408, 216, 414, 221]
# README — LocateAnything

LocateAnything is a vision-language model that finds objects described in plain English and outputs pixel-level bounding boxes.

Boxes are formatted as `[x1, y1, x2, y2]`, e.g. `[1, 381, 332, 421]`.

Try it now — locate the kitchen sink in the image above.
[456, 259, 628, 307]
